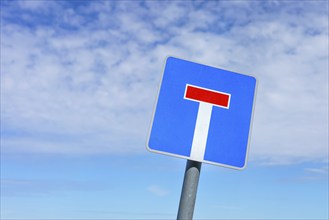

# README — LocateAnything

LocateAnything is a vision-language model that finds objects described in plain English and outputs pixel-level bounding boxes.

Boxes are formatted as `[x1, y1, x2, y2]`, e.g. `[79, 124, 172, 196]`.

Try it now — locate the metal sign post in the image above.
[177, 160, 202, 220]
[147, 57, 257, 219]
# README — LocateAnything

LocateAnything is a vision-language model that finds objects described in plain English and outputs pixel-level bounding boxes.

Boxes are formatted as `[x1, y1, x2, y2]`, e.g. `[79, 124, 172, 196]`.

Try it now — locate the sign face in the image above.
[147, 57, 257, 169]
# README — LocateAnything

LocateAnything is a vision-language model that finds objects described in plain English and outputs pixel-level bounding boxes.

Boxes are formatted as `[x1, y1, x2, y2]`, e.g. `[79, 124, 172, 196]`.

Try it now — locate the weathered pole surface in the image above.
[177, 160, 202, 220]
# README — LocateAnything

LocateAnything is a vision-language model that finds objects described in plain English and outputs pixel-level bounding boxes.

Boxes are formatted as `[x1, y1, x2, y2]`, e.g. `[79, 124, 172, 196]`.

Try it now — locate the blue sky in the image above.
[1, 0, 328, 219]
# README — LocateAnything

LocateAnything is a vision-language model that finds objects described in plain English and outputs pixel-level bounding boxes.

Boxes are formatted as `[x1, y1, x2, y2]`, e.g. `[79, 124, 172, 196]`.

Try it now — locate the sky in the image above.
[0, 0, 328, 219]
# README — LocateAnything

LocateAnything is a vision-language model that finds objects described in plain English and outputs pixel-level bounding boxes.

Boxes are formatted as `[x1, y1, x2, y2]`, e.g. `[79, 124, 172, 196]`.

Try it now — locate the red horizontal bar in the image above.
[185, 85, 230, 108]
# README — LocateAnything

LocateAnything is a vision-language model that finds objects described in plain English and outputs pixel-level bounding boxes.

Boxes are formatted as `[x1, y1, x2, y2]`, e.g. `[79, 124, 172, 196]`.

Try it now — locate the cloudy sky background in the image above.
[1, 1, 328, 219]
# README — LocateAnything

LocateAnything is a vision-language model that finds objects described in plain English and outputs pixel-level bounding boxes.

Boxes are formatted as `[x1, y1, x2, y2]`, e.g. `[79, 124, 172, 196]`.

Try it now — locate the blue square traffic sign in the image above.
[147, 57, 257, 169]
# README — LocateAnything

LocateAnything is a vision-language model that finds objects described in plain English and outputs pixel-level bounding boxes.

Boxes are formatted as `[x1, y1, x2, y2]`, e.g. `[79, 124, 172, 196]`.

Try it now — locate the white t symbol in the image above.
[184, 84, 231, 161]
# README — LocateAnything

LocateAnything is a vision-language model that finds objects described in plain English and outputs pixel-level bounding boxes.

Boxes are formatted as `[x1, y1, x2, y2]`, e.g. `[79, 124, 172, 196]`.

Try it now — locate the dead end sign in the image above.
[147, 57, 257, 169]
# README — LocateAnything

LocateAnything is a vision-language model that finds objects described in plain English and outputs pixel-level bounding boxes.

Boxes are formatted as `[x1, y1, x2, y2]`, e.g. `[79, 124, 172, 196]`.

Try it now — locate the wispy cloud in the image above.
[305, 166, 329, 175]
[1, 178, 109, 197]
[147, 185, 169, 197]
[1, 1, 328, 164]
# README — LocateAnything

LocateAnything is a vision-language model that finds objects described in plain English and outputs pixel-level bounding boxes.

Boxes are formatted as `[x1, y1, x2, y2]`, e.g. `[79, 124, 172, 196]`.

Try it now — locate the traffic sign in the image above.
[147, 57, 257, 169]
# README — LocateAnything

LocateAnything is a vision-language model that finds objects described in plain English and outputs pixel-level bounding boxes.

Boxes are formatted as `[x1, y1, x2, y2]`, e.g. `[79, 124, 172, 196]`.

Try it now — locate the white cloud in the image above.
[305, 166, 329, 175]
[1, 1, 328, 164]
[147, 185, 169, 197]
[17, 0, 53, 10]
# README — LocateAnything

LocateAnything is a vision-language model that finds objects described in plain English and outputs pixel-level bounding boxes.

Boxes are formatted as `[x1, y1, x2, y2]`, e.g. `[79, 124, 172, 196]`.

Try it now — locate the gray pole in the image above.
[177, 160, 202, 220]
